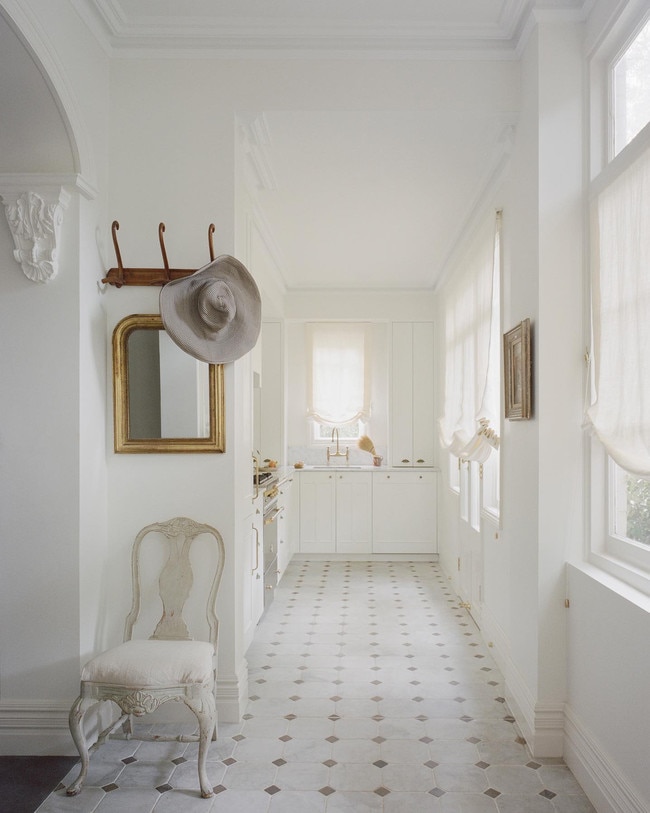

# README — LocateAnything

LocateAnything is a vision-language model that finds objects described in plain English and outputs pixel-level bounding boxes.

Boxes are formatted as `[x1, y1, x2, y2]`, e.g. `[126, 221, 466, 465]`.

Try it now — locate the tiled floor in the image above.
[37, 560, 595, 812]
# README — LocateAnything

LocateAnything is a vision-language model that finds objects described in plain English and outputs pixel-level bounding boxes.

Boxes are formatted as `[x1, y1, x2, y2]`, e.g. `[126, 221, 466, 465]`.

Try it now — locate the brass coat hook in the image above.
[110, 221, 125, 287]
[159, 222, 170, 273]
[208, 224, 216, 261]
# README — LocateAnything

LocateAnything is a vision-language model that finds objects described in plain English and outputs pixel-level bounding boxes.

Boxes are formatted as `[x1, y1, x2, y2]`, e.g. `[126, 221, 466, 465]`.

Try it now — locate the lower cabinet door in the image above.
[299, 472, 336, 553]
[336, 472, 372, 554]
[372, 471, 437, 553]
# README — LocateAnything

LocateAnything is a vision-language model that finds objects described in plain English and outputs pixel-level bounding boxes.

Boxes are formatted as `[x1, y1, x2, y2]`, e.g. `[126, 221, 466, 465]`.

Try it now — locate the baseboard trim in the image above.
[0, 700, 75, 755]
[473, 605, 565, 757]
[216, 659, 249, 723]
[564, 706, 648, 813]
[293, 553, 438, 562]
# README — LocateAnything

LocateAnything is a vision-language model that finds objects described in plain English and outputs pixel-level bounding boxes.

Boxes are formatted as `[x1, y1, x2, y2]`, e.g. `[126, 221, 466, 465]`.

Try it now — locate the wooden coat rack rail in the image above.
[102, 221, 216, 287]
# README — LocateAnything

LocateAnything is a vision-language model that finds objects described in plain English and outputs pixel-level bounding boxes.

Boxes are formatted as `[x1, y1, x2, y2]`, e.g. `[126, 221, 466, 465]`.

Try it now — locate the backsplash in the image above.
[287, 445, 384, 467]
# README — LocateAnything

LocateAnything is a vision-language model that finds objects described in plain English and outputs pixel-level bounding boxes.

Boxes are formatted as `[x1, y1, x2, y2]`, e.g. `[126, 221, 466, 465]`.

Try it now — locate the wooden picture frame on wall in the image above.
[503, 318, 531, 420]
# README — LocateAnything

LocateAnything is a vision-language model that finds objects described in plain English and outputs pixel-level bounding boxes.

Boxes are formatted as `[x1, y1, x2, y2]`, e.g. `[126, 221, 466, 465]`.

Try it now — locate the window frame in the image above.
[311, 418, 365, 445]
[610, 14, 650, 159]
[588, 438, 650, 594]
[587, 6, 650, 596]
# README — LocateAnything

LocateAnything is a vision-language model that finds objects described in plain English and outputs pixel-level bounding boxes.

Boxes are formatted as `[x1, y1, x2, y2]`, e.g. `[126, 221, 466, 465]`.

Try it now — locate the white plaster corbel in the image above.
[1, 186, 70, 283]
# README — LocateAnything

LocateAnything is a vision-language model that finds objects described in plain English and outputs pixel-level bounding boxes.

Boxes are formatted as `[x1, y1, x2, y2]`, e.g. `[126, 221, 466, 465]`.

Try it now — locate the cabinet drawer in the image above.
[373, 471, 436, 485]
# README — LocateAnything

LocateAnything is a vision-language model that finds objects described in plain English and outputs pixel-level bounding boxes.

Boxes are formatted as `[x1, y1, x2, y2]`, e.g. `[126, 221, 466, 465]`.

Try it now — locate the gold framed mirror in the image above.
[113, 314, 225, 453]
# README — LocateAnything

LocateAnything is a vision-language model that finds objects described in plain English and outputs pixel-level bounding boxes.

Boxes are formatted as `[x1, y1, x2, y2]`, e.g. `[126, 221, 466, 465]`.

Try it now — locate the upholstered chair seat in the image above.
[81, 640, 215, 687]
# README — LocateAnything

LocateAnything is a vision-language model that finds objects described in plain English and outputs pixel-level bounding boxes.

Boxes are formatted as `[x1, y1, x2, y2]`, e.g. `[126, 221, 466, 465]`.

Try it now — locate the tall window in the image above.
[307, 322, 370, 439]
[440, 210, 501, 523]
[588, 17, 650, 591]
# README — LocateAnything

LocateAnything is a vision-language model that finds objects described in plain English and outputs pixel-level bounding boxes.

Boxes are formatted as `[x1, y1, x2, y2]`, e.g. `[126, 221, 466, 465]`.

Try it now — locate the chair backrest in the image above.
[123, 517, 225, 648]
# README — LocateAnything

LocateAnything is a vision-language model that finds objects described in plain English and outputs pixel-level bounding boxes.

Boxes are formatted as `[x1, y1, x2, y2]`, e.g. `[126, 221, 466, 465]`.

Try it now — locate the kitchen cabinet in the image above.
[276, 474, 295, 579]
[372, 470, 437, 554]
[299, 470, 335, 553]
[390, 322, 435, 467]
[299, 470, 372, 554]
[336, 471, 372, 554]
[242, 495, 264, 649]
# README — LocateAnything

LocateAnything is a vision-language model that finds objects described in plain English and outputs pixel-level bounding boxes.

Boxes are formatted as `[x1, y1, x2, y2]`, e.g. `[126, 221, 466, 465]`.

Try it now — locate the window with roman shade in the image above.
[439, 210, 501, 463]
[306, 322, 371, 427]
[586, 145, 650, 475]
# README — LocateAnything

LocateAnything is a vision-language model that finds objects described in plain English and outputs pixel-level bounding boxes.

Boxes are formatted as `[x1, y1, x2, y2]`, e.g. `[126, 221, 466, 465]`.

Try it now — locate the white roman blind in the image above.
[439, 211, 501, 462]
[307, 322, 371, 426]
[586, 145, 650, 475]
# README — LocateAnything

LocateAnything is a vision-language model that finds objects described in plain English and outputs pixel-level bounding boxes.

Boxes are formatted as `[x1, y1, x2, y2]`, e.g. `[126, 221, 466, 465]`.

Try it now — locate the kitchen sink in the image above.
[306, 465, 368, 470]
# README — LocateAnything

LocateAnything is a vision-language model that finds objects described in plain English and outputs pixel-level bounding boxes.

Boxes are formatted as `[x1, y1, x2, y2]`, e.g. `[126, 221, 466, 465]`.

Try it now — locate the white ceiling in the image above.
[240, 110, 514, 290]
[76, 0, 589, 290]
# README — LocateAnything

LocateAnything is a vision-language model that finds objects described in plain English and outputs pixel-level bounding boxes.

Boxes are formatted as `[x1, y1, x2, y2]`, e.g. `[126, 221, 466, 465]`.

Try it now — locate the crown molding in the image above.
[72, 0, 580, 59]
[434, 118, 517, 293]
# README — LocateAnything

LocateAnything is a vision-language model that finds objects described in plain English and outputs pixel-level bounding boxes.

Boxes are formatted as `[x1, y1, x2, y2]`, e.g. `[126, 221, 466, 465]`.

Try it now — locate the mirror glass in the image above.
[113, 314, 225, 453]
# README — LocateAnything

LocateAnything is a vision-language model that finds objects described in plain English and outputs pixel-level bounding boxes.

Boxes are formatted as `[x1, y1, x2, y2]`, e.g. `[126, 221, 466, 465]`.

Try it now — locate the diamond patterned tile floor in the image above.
[35, 560, 596, 812]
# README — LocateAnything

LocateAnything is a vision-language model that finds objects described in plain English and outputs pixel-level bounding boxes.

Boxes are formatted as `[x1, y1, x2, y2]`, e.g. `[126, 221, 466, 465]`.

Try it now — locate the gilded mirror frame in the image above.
[113, 314, 225, 453]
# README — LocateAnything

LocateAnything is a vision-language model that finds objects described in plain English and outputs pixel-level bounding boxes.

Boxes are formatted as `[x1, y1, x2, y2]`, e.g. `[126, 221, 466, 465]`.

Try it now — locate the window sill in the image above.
[584, 551, 650, 607]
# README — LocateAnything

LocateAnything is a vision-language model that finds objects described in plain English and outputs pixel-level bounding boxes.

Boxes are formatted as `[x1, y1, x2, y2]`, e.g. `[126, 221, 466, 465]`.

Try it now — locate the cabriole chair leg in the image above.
[66, 696, 93, 796]
[187, 693, 217, 798]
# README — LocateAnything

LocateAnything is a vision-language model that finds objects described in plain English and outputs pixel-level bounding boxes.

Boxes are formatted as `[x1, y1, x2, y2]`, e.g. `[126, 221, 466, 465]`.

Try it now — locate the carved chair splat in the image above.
[67, 517, 225, 799]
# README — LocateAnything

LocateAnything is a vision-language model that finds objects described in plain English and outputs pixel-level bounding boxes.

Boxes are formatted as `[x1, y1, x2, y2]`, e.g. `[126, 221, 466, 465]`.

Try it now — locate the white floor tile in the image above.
[35, 560, 595, 813]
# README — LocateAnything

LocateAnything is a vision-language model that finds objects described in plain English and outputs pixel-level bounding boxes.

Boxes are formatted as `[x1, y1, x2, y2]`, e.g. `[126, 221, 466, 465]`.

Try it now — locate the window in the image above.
[440, 210, 501, 524]
[587, 14, 650, 591]
[307, 322, 371, 441]
[610, 462, 650, 546]
[612, 18, 650, 156]
[313, 420, 363, 442]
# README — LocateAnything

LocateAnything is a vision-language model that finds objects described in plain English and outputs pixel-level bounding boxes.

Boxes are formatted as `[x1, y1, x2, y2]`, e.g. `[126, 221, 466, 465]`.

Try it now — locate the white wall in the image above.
[565, 566, 650, 811]
[0, 0, 110, 753]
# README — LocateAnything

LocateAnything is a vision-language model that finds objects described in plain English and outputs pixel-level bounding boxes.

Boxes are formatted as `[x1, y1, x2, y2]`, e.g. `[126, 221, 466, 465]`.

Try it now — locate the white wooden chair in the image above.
[66, 517, 225, 799]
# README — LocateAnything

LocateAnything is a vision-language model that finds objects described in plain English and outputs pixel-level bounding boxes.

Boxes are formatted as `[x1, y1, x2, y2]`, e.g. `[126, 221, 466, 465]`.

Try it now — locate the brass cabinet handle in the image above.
[417, 459, 425, 463]
[401, 458, 410, 463]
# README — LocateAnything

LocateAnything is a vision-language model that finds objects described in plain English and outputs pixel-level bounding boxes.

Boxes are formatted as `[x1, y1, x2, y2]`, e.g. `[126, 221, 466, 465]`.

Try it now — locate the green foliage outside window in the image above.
[626, 475, 650, 546]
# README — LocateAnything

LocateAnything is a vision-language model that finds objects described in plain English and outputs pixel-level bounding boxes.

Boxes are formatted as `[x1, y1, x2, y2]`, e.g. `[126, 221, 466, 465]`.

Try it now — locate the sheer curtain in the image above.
[307, 322, 371, 426]
[439, 211, 501, 462]
[586, 145, 650, 475]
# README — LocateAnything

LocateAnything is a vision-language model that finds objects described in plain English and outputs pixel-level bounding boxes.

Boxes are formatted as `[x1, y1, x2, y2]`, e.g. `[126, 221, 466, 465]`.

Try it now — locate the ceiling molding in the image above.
[433, 119, 517, 293]
[71, 0, 574, 59]
[72, 0, 597, 59]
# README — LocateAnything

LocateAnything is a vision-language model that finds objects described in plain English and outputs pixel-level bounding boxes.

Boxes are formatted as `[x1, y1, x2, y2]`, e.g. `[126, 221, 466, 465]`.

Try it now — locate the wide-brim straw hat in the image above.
[160, 255, 261, 364]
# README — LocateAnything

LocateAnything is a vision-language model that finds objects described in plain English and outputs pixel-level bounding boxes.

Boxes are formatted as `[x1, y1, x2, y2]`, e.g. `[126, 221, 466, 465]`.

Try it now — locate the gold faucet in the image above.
[327, 427, 349, 462]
